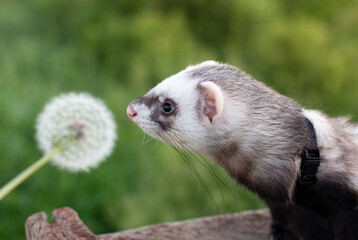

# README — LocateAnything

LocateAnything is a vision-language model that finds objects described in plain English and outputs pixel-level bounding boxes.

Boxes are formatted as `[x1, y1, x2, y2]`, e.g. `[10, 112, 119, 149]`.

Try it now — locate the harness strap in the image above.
[297, 118, 321, 188]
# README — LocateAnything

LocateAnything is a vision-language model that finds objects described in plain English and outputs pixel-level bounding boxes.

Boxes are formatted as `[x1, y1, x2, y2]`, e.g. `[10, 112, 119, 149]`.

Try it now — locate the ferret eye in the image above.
[162, 102, 174, 115]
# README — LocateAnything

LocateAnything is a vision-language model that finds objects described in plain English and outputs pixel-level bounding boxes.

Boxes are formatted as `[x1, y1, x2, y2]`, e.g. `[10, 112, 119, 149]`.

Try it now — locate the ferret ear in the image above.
[199, 81, 224, 123]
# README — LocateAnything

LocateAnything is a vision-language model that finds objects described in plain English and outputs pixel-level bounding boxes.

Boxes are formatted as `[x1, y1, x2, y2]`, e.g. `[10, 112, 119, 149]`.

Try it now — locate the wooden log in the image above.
[25, 207, 271, 240]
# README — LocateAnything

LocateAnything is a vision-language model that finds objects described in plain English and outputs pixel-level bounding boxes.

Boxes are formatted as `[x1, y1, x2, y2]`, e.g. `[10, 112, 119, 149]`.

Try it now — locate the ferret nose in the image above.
[127, 104, 137, 119]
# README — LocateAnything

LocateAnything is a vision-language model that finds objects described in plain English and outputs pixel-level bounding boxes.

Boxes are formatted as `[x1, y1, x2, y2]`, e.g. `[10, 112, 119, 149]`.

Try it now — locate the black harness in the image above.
[297, 118, 321, 189]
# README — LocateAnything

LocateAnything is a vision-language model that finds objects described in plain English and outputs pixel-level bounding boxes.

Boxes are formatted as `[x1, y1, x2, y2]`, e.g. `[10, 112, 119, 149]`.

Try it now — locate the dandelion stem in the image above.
[0, 146, 63, 201]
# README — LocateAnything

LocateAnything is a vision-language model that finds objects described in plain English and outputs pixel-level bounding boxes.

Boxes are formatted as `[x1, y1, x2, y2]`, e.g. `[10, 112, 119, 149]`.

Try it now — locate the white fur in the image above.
[131, 67, 209, 153]
[303, 109, 336, 149]
[130, 103, 157, 136]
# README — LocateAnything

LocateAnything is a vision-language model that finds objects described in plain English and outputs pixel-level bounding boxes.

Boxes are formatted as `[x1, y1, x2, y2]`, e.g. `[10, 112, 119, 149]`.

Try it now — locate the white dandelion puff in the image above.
[36, 93, 117, 172]
[0, 93, 117, 201]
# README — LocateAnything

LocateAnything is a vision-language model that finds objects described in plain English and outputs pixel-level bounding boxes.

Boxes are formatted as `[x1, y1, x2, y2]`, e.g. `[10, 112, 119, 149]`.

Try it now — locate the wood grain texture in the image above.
[25, 207, 96, 240]
[26, 208, 271, 240]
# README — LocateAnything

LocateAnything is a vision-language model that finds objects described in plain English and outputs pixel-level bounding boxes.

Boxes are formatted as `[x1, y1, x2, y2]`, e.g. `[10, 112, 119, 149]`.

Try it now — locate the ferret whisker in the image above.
[163, 132, 219, 214]
[141, 132, 145, 145]
[168, 131, 224, 199]
[172, 146, 220, 215]
[172, 132, 240, 212]
[141, 132, 153, 146]
[185, 148, 226, 205]
[158, 133, 213, 204]
[149, 140, 161, 150]
[163, 142, 181, 168]
[167, 131, 221, 215]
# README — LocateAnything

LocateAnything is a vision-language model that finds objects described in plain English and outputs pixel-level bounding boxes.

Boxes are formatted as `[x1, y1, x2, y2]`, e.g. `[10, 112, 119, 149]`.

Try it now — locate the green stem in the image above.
[0, 146, 63, 201]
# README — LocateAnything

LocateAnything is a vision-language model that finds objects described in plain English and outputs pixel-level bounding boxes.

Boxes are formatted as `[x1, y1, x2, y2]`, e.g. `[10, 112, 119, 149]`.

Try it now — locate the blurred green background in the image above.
[0, 0, 357, 239]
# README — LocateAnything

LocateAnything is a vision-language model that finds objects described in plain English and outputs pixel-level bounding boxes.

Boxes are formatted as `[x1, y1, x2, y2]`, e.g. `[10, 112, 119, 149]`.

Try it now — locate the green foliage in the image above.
[0, 0, 357, 239]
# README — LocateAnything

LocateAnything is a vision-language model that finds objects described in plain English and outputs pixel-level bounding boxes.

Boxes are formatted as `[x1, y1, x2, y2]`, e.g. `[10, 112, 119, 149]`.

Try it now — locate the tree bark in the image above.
[26, 207, 271, 240]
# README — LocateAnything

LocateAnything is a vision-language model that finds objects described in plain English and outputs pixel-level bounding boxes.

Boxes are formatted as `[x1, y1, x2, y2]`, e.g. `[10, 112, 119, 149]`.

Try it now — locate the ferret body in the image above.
[127, 61, 358, 240]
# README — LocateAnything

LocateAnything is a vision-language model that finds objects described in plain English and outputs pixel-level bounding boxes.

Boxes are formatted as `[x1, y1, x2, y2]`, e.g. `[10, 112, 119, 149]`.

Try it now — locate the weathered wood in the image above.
[98, 209, 271, 240]
[25, 207, 96, 240]
[26, 207, 271, 240]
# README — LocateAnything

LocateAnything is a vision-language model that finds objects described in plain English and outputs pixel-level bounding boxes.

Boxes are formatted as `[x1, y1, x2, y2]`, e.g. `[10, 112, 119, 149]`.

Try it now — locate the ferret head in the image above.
[127, 61, 230, 154]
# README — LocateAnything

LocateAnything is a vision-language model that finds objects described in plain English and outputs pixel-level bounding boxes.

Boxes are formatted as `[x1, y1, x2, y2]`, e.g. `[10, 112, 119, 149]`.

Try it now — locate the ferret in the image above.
[127, 61, 358, 240]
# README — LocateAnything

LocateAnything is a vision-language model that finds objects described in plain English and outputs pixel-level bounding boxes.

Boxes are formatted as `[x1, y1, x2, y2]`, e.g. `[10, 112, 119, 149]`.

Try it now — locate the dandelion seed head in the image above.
[36, 93, 117, 172]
